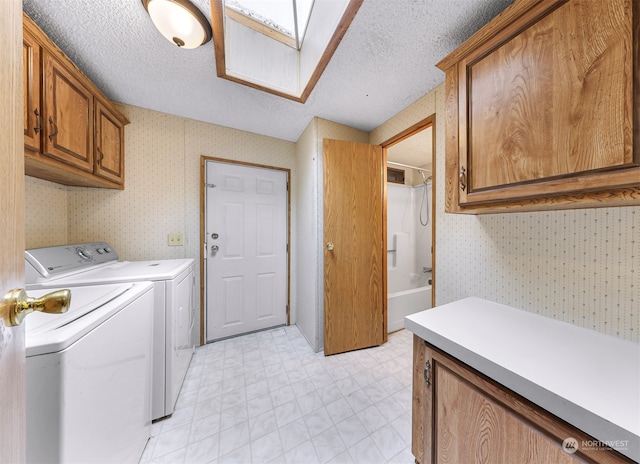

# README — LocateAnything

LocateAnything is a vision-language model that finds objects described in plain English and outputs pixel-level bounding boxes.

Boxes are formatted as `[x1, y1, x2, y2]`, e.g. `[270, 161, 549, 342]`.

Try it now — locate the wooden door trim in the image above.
[199, 156, 291, 345]
[380, 115, 437, 308]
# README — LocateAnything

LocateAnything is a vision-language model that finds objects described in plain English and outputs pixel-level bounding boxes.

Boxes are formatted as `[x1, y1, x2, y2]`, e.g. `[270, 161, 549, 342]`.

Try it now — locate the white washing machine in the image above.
[25, 282, 154, 464]
[25, 242, 196, 420]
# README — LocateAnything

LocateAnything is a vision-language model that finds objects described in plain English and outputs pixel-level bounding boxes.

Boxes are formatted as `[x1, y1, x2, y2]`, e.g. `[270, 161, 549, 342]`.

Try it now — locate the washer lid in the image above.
[32, 258, 195, 285]
[25, 283, 134, 356]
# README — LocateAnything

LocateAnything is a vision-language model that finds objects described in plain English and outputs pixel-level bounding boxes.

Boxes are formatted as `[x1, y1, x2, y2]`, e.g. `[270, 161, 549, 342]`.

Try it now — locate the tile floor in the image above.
[140, 326, 415, 464]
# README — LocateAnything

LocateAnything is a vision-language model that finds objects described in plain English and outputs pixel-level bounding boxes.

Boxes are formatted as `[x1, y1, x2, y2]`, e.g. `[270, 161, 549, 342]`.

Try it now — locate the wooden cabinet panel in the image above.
[438, 0, 640, 213]
[23, 13, 128, 190]
[411, 336, 429, 463]
[43, 50, 94, 172]
[436, 365, 575, 464]
[23, 29, 41, 152]
[412, 336, 633, 464]
[95, 100, 124, 184]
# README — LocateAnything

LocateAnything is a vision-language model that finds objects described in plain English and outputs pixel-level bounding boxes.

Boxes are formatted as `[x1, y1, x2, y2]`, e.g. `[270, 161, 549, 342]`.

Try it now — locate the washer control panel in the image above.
[25, 242, 119, 281]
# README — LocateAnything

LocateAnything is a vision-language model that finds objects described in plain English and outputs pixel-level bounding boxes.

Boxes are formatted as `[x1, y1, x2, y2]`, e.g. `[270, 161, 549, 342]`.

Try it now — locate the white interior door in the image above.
[205, 161, 288, 342]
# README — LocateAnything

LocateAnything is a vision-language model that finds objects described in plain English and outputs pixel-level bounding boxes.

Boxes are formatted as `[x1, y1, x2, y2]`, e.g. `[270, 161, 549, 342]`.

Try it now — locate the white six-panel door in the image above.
[205, 161, 288, 342]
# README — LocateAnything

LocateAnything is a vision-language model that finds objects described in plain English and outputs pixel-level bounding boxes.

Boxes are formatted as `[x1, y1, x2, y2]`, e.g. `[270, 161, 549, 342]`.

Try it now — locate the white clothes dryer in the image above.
[25, 282, 154, 464]
[25, 242, 196, 420]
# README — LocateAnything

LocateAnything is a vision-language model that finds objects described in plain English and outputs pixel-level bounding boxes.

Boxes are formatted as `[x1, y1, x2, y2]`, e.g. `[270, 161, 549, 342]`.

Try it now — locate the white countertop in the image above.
[405, 297, 640, 461]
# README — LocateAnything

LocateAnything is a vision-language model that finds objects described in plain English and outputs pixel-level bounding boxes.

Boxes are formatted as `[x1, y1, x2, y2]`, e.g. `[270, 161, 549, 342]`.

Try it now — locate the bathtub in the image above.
[388, 285, 432, 333]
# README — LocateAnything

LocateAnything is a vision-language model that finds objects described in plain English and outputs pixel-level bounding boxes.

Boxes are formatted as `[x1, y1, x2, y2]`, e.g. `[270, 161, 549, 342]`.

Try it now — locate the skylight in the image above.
[211, 0, 363, 102]
[225, 0, 314, 49]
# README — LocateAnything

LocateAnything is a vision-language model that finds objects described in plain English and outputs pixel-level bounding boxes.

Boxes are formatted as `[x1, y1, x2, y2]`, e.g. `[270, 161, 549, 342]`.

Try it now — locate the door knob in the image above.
[211, 245, 219, 254]
[326, 242, 334, 251]
[0, 288, 71, 327]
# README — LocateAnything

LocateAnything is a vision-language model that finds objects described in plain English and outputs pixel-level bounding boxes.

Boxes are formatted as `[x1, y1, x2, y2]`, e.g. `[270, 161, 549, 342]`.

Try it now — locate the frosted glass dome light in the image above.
[142, 0, 212, 49]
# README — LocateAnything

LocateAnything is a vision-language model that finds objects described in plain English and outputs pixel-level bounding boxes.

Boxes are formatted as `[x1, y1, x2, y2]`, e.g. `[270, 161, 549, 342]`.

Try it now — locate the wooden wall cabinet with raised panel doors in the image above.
[23, 13, 128, 189]
[411, 336, 634, 464]
[437, 0, 640, 213]
[23, 26, 41, 154]
[94, 99, 125, 184]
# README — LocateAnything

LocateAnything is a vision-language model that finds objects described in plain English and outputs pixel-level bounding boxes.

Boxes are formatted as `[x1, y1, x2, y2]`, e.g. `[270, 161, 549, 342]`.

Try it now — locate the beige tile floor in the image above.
[140, 326, 415, 464]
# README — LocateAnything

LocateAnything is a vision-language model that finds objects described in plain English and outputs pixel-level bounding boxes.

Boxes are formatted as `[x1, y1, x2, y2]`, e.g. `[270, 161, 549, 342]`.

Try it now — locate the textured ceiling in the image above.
[387, 127, 432, 172]
[22, 0, 513, 142]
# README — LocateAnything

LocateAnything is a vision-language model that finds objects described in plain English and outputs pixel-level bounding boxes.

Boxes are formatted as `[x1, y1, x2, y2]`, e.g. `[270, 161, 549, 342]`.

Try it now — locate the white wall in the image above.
[294, 119, 319, 350]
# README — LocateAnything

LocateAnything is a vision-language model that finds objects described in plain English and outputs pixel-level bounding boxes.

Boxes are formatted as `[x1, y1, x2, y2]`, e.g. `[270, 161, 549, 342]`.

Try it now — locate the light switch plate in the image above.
[168, 233, 184, 246]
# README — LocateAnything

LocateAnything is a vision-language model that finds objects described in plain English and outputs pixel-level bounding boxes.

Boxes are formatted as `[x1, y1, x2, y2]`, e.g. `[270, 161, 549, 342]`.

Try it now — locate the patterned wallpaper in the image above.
[371, 84, 639, 343]
[25, 176, 68, 248]
[24, 89, 639, 344]
[25, 104, 296, 345]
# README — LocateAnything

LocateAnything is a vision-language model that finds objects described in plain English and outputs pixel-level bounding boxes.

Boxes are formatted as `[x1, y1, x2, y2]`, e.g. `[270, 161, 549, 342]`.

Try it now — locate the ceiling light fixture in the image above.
[142, 0, 212, 49]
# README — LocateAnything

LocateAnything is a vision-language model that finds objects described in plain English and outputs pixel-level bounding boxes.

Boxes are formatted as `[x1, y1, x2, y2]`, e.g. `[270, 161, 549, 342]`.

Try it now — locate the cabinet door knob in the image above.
[48, 116, 58, 141]
[459, 166, 467, 192]
[424, 360, 431, 387]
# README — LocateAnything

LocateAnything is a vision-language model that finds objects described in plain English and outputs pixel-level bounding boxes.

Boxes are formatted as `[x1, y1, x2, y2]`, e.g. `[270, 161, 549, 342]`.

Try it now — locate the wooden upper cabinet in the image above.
[22, 13, 128, 190]
[438, 0, 640, 213]
[94, 99, 125, 184]
[42, 50, 94, 173]
[23, 28, 41, 152]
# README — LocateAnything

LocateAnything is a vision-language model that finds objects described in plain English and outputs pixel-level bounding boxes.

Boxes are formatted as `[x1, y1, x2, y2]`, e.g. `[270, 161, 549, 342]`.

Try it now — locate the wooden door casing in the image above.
[43, 50, 94, 172]
[23, 28, 41, 153]
[0, 0, 27, 461]
[323, 139, 386, 356]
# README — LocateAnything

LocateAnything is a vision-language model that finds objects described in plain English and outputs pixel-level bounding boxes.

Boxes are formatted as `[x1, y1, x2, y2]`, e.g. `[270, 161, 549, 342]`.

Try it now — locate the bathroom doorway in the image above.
[381, 116, 435, 332]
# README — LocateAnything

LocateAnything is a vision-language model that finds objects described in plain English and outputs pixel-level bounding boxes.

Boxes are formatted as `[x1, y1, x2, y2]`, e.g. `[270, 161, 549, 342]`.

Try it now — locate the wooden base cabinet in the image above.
[437, 0, 640, 213]
[412, 336, 633, 464]
[23, 13, 128, 189]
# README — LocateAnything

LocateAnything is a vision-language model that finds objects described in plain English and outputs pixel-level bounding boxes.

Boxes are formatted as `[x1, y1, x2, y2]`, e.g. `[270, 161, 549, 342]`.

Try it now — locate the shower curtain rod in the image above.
[386, 161, 432, 172]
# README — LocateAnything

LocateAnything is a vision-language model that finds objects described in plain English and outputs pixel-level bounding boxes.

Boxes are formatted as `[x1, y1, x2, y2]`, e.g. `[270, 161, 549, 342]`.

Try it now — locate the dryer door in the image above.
[166, 267, 195, 415]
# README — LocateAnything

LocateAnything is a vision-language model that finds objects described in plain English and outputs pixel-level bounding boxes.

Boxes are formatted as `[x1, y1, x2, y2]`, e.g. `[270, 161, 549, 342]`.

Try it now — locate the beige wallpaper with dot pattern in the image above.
[371, 84, 639, 343]
[25, 176, 68, 248]
[25, 103, 296, 344]
[24, 89, 639, 344]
